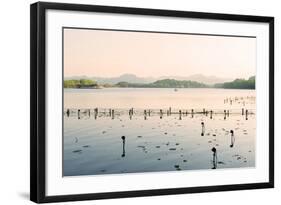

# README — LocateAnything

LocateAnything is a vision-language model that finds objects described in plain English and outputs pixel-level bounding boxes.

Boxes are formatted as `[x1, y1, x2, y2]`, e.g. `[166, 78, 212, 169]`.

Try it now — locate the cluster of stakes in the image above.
[65, 107, 252, 121]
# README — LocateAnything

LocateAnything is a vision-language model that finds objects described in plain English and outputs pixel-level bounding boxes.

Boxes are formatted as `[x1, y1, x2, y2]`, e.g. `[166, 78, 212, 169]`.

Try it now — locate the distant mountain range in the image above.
[65, 73, 232, 85]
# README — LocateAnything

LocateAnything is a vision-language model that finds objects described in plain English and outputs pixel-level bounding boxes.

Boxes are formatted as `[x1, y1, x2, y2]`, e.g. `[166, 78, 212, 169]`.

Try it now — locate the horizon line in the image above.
[64, 73, 254, 79]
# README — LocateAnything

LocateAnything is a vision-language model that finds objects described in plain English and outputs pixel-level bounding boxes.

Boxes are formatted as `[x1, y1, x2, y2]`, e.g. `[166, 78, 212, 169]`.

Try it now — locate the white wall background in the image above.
[0, 0, 279, 204]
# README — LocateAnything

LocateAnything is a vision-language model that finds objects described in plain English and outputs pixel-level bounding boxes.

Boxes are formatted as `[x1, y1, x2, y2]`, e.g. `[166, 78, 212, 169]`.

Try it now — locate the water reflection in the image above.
[63, 89, 256, 176]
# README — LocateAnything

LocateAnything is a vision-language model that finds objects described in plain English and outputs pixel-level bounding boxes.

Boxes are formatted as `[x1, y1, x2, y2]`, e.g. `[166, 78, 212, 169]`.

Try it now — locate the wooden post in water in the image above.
[224, 110, 226, 120]
[230, 130, 235, 148]
[129, 108, 133, 120]
[66, 109, 70, 117]
[211, 147, 217, 169]
[242, 108, 244, 115]
[160, 109, 163, 119]
[129, 108, 134, 117]
[179, 110, 182, 120]
[93, 108, 97, 119]
[191, 109, 194, 118]
[144, 109, 147, 120]
[78, 109, 81, 119]
[246, 109, 248, 120]
[201, 122, 205, 136]
[121, 136, 126, 157]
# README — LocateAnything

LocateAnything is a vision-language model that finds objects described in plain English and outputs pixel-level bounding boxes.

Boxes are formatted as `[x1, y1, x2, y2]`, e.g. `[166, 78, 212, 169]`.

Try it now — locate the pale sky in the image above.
[64, 28, 256, 79]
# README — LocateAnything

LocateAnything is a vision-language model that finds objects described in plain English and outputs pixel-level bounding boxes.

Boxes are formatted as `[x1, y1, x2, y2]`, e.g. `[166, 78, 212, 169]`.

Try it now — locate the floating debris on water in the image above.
[64, 105, 256, 175]
[73, 150, 82, 153]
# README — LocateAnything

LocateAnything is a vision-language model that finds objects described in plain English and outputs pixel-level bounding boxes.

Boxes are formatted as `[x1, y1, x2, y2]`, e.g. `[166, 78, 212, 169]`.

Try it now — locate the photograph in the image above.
[63, 28, 256, 176]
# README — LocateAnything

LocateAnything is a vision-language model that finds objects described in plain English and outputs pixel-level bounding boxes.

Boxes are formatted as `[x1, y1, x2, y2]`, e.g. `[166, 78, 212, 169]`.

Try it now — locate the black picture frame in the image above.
[30, 2, 274, 203]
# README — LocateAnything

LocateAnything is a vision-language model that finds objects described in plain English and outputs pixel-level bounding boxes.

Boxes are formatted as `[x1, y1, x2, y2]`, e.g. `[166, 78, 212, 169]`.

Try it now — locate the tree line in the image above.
[64, 76, 255, 89]
[115, 79, 207, 88]
[214, 76, 255, 89]
[64, 79, 98, 88]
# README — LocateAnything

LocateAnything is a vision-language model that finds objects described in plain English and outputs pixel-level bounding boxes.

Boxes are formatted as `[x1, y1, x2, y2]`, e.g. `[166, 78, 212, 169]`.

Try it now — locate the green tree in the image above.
[64, 79, 98, 88]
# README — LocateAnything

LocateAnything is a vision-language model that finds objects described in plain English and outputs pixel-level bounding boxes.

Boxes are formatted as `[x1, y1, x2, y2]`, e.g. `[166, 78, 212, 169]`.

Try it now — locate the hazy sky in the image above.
[64, 28, 256, 79]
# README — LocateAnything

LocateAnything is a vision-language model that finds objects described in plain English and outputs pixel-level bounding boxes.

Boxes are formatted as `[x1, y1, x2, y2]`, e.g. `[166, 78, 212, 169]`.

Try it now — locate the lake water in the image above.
[63, 88, 256, 176]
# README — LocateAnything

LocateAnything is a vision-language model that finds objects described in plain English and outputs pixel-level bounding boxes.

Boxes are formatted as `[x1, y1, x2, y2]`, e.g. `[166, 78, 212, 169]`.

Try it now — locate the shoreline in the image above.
[64, 87, 256, 90]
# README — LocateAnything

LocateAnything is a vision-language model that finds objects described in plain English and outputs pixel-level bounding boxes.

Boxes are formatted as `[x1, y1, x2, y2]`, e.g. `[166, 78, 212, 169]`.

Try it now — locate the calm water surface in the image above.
[64, 88, 255, 110]
[63, 88, 256, 176]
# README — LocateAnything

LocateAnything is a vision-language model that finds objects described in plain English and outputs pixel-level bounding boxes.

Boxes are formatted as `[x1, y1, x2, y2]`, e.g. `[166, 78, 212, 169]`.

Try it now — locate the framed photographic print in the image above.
[30, 2, 274, 203]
